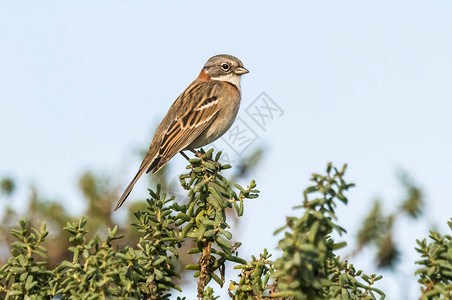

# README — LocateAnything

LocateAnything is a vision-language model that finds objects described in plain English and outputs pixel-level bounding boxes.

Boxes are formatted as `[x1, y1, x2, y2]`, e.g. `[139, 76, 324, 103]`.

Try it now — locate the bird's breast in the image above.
[189, 91, 241, 148]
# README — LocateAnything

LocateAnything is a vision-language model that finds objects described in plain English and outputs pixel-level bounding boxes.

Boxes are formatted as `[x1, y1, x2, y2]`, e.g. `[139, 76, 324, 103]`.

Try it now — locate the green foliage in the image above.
[0, 218, 52, 299]
[229, 248, 275, 299]
[1, 201, 185, 299]
[178, 149, 257, 298]
[0, 150, 259, 299]
[356, 201, 383, 248]
[131, 186, 183, 296]
[55, 200, 182, 299]
[352, 172, 424, 268]
[399, 172, 424, 219]
[0, 147, 264, 273]
[271, 163, 384, 300]
[201, 287, 220, 300]
[0, 153, 396, 299]
[0, 177, 15, 196]
[415, 219, 452, 299]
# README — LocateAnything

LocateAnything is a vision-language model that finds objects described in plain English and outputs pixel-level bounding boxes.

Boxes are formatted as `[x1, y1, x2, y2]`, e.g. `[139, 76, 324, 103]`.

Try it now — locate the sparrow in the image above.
[114, 54, 249, 211]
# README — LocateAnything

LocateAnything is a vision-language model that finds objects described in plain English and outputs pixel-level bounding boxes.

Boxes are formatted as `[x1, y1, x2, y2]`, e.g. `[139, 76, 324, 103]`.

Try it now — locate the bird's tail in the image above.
[114, 157, 160, 211]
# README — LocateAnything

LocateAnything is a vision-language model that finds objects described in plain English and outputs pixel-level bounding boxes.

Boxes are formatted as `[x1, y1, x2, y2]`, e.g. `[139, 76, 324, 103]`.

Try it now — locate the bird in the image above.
[114, 54, 249, 211]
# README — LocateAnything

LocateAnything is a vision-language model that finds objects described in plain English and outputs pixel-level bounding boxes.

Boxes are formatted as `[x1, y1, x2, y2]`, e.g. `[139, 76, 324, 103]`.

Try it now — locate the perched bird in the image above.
[114, 54, 249, 211]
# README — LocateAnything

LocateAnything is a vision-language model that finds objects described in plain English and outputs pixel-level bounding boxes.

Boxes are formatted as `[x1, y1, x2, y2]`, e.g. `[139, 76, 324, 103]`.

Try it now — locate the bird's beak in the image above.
[235, 66, 249, 75]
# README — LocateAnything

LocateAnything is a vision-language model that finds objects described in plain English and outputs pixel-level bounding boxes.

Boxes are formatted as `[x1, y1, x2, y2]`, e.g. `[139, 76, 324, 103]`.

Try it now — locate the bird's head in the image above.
[201, 54, 249, 90]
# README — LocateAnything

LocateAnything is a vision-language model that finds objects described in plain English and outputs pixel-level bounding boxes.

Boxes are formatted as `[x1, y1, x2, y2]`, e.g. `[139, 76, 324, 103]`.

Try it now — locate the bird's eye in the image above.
[220, 63, 230, 71]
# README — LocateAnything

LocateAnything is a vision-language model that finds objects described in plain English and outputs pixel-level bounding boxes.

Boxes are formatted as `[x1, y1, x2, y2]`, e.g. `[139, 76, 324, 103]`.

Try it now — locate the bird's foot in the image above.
[186, 147, 220, 171]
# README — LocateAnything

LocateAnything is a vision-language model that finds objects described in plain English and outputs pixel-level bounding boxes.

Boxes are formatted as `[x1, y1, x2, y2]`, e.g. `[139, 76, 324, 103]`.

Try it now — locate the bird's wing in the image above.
[114, 80, 226, 212]
[151, 80, 224, 171]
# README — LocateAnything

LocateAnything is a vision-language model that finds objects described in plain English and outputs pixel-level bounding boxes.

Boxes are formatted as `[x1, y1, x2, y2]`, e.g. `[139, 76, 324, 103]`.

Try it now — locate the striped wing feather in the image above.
[114, 80, 222, 211]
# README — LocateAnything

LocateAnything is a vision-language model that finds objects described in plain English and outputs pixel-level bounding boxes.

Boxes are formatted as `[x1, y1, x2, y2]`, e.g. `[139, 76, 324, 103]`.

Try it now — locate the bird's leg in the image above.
[187, 147, 204, 158]
[179, 151, 191, 161]
[187, 147, 220, 170]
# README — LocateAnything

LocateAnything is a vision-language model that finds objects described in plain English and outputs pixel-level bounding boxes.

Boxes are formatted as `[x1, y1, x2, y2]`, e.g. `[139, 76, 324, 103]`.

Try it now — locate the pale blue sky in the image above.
[1, 1, 452, 298]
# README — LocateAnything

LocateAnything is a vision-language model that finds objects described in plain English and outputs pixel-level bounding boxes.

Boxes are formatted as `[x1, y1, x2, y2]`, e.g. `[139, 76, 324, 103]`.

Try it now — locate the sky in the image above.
[1, 1, 452, 299]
